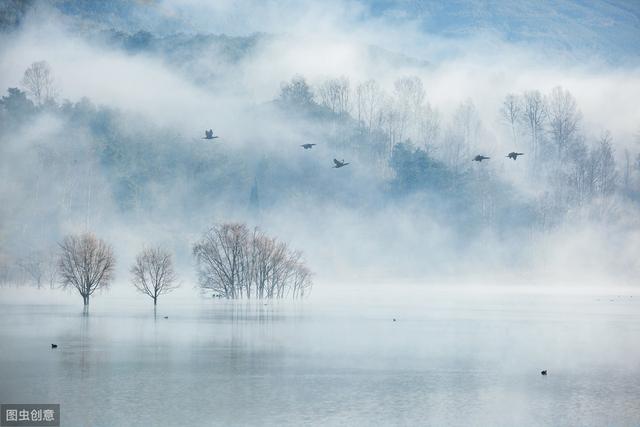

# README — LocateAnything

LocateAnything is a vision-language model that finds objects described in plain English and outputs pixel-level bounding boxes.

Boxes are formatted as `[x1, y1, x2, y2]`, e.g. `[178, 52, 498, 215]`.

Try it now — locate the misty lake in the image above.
[1, 286, 639, 426]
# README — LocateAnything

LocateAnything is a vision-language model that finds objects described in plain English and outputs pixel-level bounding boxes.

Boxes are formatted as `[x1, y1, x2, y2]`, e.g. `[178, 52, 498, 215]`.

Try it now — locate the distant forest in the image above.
[1, 26, 639, 286]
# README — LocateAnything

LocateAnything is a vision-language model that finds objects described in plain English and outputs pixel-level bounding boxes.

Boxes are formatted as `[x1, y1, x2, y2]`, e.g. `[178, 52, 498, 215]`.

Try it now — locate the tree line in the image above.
[2, 61, 639, 286]
[193, 223, 312, 300]
[278, 74, 640, 220]
[24, 223, 312, 306]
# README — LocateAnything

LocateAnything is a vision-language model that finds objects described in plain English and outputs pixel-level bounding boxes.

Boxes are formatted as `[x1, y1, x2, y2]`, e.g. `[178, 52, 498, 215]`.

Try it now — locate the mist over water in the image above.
[1, 286, 639, 426]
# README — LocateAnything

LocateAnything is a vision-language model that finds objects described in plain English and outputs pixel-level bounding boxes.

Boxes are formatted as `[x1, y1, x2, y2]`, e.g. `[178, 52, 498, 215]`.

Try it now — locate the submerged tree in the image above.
[18, 251, 44, 288]
[193, 223, 312, 299]
[193, 223, 249, 299]
[57, 233, 115, 305]
[130, 247, 179, 306]
[18, 248, 58, 289]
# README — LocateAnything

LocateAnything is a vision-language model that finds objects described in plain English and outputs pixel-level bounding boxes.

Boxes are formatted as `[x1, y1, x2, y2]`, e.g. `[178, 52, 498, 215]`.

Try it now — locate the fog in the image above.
[1, 2, 639, 425]
[1, 284, 639, 425]
[2, 1, 639, 289]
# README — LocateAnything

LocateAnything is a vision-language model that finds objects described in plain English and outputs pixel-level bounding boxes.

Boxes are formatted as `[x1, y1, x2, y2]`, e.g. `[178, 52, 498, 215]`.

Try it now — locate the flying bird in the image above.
[203, 129, 219, 140]
[51, 344, 58, 349]
[333, 159, 349, 168]
[507, 152, 524, 160]
[301, 143, 316, 149]
[473, 155, 490, 162]
[541, 370, 547, 376]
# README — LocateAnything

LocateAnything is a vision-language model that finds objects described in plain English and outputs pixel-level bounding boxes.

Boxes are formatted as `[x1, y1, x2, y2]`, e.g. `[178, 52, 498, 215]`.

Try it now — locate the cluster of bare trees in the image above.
[500, 87, 582, 164]
[310, 75, 605, 185]
[564, 131, 618, 206]
[301, 72, 633, 225]
[499, 87, 620, 212]
[0, 248, 58, 289]
[18, 249, 58, 289]
[56, 233, 179, 306]
[279, 72, 634, 224]
[318, 77, 350, 116]
[310, 75, 613, 194]
[287, 75, 441, 157]
[52, 224, 311, 306]
[193, 223, 312, 299]
[354, 77, 440, 154]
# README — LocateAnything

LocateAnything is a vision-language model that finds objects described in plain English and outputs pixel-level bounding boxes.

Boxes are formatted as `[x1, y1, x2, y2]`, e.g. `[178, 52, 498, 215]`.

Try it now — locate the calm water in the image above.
[0, 286, 639, 426]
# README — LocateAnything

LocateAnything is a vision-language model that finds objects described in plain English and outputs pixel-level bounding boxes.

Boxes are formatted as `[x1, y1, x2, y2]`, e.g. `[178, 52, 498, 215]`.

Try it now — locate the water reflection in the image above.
[0, 291, 639, 426]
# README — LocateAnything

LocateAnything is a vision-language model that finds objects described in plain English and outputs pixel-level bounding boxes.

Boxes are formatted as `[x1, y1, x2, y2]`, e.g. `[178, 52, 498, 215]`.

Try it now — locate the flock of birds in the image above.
[44, 129, 604, 380]
[301, 142, 350, 168]
[203, 130, 351, 168]
[474, 152, 524, 162]
[203, 130, 523, 169]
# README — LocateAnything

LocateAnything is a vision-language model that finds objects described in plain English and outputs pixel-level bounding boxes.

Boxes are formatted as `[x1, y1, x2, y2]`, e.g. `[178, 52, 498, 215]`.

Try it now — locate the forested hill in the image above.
[3, 0, 639, 65]
[2, 67, 639, 280]
[1, 0, 639, 283]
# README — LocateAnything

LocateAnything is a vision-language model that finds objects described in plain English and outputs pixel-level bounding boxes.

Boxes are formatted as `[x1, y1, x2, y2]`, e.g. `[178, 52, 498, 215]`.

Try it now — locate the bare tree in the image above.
[393, 76, 426, 143]
[21, 61, 56, 106]
[291, 262, 312, 299]
[417, 103, 440, 152]
[592, 131, 617, 197]
[193, 223, 249, 299]
[380, 96, 403, 155]
[501, 93, 521, 145]
[355, 79, 384, 134]
[443, 100, 481, 173]
[58, 233, 115, 305]
[19, 251, 44, 289]
[520, 90, 546, 165]
[193, 223, 312, 299]
[546, 86, 581, 159]
[17, 247, 59, 289]
[454, 100, 481, 150]
[130, 247, 179, 306]
[565, 137, 591, 205]
[249, 229, 276, 299]
[44, 249, 59, 289]
[564, 131, 618, 206]
[318, 77, 351, 115]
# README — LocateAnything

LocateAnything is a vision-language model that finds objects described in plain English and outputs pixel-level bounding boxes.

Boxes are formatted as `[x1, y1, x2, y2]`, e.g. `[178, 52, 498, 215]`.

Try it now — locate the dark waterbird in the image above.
[301, 143, 316, 149]
[203, 129, 219, 140]
[541, 370, 547, 376]
[333, 158, 349, 168]
[51, 344, 58, 349]
[473, 155, 490, 162]
[507, 152, 524, 160]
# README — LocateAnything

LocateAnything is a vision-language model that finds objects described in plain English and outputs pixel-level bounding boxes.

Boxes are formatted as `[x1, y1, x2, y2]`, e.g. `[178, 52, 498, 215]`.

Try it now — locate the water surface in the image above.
[1, 286, 639, 426]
